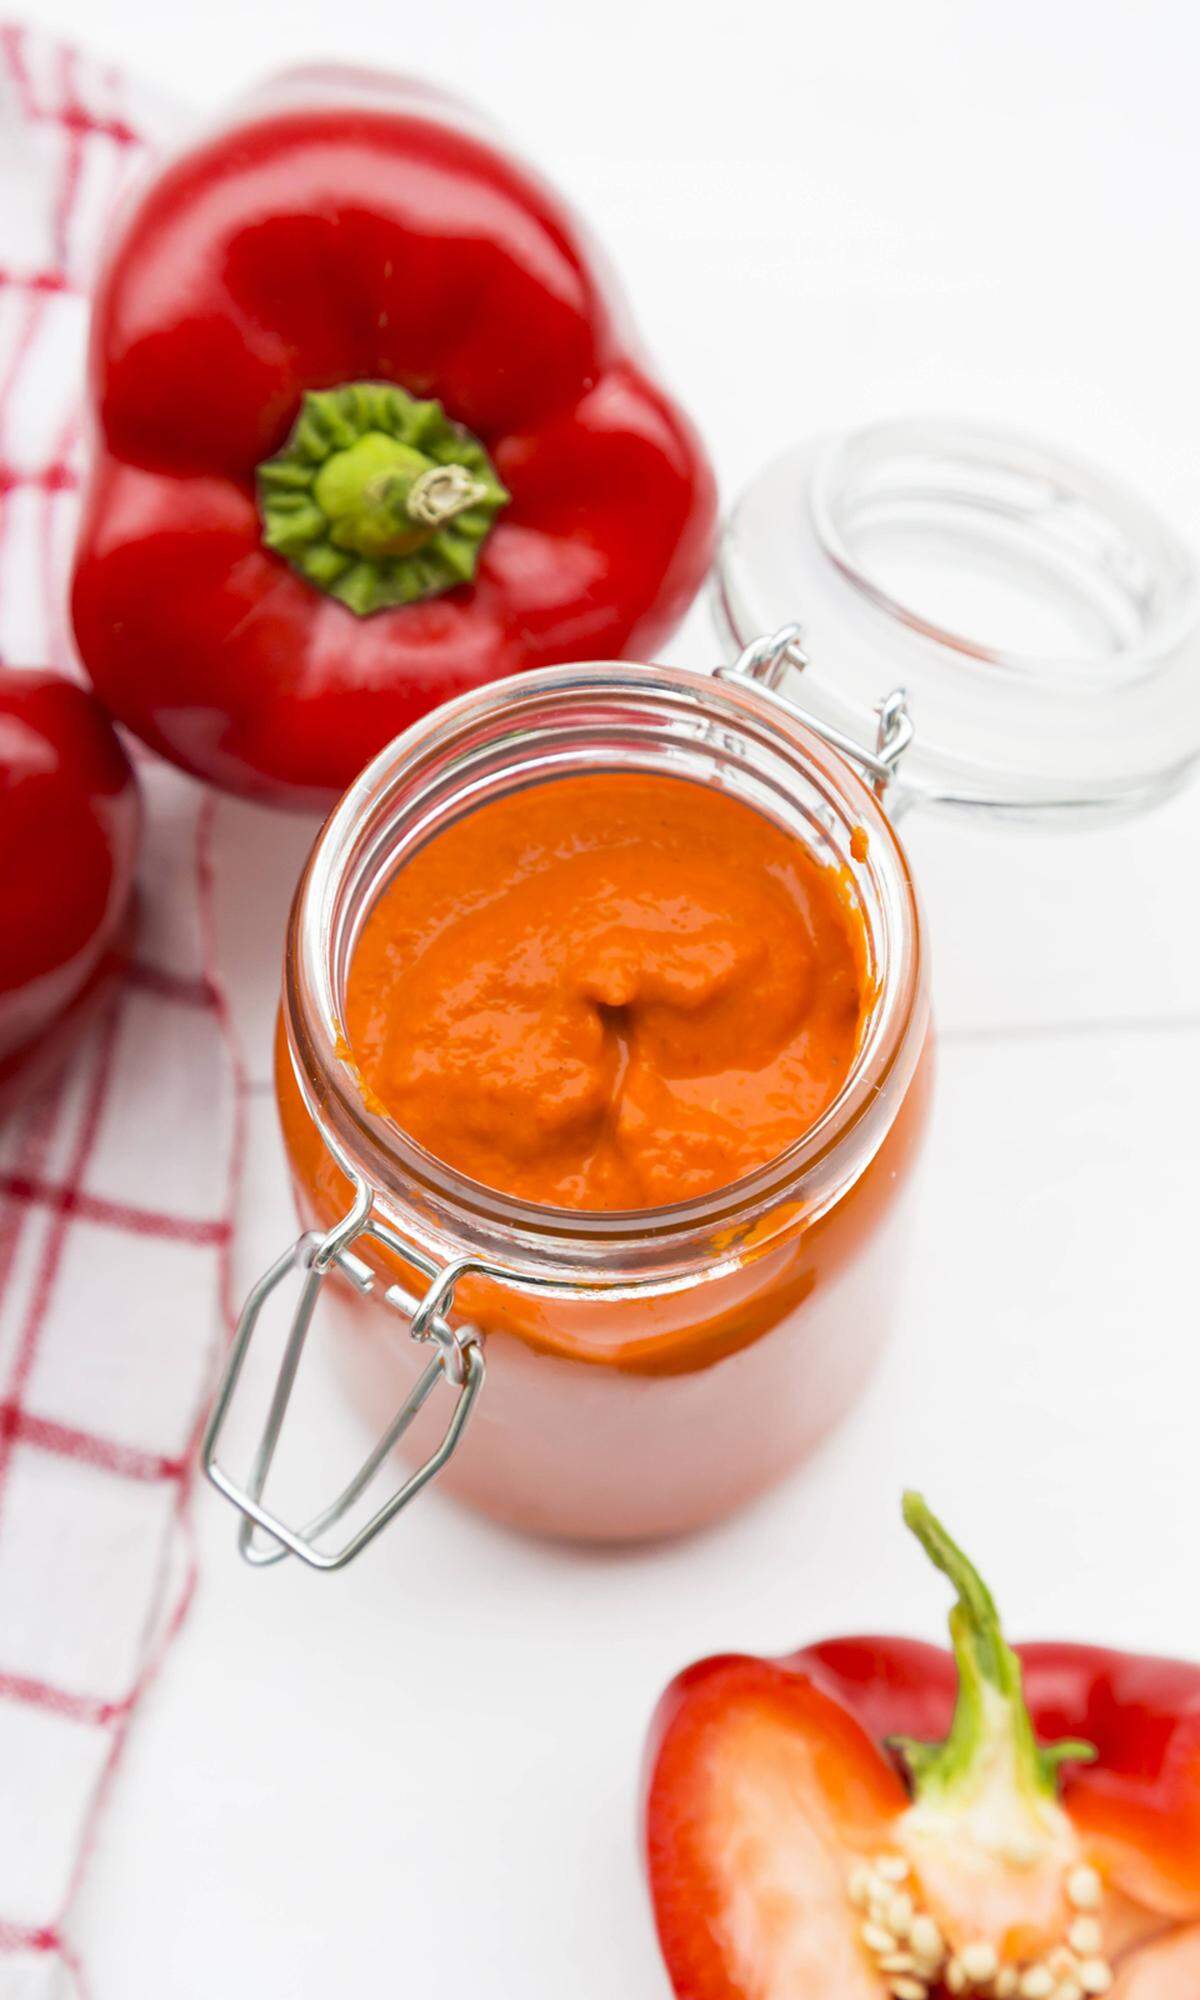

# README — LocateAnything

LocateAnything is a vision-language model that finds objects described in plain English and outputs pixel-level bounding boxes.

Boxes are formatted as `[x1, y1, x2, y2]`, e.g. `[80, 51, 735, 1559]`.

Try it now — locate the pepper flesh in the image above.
[71, 68, 717, 807]
[644, 1498, 1200, 2000]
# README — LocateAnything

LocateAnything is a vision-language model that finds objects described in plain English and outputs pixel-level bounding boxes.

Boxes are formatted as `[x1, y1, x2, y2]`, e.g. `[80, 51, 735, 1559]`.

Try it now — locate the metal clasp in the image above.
[715, 623, 913, 800]
[202, 1183, 486, 1572]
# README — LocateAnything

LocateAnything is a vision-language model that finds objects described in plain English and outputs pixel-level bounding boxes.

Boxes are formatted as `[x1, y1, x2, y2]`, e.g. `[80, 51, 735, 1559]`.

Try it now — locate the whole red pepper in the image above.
[0, 671, 140, 1104]
[644, 1495, 1200, 1999]
[70, 68, 717, 809]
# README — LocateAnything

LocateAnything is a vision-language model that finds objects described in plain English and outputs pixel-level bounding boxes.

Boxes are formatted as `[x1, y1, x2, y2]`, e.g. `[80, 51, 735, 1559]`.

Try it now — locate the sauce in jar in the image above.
[345, 774, 869, 1213]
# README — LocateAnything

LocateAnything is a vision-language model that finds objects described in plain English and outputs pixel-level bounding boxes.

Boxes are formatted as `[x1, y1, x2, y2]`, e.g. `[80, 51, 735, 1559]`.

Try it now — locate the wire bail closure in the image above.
[715, 623, 913, 800]
[202, 1182, 486, 1572]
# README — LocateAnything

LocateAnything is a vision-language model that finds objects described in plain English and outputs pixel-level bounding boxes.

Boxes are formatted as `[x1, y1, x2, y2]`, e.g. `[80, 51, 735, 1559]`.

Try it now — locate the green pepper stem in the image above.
[256, 383, 509, 617]
[406, 463, 489, 526]
[890, 1492, 1096, 1808]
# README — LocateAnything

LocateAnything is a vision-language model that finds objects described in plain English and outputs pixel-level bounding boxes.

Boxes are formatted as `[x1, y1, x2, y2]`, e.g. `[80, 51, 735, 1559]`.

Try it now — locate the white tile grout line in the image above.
[941, 1012, 1200, 1046]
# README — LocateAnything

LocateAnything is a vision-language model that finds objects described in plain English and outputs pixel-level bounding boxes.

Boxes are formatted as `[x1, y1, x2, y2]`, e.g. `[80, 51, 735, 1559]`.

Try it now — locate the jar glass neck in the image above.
[283, 662, 927, 1291]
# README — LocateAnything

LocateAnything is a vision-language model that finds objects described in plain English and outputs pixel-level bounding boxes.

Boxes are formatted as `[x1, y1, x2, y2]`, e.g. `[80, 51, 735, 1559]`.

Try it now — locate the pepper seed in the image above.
[1018, 1970, 1055, 1999]
[960, 1942, 999, 1984]
[1066, 1866, 1103, 1912]
[887, 1890, 915, 1937]
[847, 1864, 874, 1908]
[908, 1914, 944, 1965]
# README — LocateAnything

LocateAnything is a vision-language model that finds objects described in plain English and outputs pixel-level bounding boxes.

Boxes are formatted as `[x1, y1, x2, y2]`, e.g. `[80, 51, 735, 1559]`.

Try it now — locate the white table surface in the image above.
[16, 0, 1200, 1990]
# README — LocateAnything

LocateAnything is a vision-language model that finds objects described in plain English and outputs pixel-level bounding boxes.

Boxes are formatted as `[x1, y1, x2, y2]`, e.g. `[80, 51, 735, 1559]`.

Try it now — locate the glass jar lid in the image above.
[713, 417, 1200, 822]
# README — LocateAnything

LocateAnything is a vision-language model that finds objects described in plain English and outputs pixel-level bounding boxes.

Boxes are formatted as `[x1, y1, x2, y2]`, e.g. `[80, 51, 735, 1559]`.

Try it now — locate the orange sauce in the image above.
[344, 773, 869, 1211]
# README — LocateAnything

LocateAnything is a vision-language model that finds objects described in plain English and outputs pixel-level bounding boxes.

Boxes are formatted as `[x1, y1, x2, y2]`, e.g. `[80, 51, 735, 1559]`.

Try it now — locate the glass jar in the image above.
[203, 417, 1199, 1569]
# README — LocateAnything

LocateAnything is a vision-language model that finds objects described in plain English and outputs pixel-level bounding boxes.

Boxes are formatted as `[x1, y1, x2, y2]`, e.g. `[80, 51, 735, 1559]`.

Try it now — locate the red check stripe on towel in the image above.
[0, 29, 244, 1998]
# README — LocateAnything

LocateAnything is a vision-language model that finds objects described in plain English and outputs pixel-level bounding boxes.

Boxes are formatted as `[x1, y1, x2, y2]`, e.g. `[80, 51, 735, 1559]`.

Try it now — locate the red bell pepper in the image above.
[645, 1495, 1200, 2000]
[0, 671, 140, 1104]
[71, 68, 717, 808]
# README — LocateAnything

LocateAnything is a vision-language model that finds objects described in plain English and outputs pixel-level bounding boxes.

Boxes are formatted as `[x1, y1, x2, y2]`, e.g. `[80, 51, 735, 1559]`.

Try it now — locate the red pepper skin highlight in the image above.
[0, 671, 140, 1103]
[644, 1502, 1200, 2000]
[70, 69, 717, 808]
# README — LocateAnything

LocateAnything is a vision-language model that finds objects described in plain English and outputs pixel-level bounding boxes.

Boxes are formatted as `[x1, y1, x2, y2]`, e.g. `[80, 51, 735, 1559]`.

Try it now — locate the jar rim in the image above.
[282, 660, 928, 1293]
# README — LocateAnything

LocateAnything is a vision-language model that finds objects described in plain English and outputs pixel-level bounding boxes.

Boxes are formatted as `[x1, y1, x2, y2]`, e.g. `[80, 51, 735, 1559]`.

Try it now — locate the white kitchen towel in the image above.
[0, 29, 242, 1997]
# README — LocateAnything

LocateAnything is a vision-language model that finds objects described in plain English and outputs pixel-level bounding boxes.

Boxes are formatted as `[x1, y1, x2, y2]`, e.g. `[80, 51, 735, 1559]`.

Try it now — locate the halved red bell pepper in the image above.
[645, 1495, 1200, 1999]
[71, 67, 717, 808]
